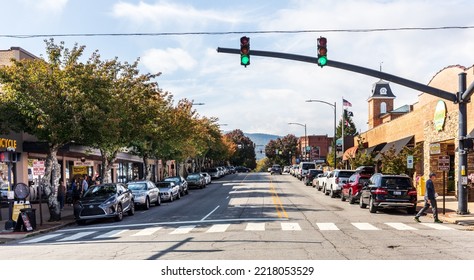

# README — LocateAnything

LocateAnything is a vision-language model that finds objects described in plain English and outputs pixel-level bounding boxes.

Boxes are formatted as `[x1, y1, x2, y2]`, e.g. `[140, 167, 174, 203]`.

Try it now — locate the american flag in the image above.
[343, 99, 352, 107]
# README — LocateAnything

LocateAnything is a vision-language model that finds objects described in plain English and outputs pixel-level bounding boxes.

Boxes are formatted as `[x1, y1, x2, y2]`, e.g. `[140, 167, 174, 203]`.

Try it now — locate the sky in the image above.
[1, 0, 474, 138]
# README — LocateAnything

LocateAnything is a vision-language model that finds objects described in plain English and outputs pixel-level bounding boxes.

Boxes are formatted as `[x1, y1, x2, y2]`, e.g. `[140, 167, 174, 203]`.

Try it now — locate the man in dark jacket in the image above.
[414, 172, 442, 223]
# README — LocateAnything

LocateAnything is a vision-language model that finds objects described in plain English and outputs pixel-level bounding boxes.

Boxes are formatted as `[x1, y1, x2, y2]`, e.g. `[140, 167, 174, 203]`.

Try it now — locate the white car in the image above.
[324, 169, 356, 198]
[201, 172, 212, 185]
[126, 180, 161, 210]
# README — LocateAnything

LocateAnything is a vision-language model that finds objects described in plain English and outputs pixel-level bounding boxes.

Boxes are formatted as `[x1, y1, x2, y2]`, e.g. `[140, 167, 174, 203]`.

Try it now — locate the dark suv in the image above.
[359, 173, 417, 214]
[304, 169, 323, 186]
[270, 164, 282, 175]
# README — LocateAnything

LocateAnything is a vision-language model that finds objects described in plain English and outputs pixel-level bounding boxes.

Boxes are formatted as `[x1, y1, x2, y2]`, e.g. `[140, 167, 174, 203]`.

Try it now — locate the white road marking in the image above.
[58, 231, 96, 241]
[20, 233, 63, 244]
[316, 223, 339, 231]
[245, 223, 265, 231]
[201, 205, 220, 221]
[131, 227, 162, 236]
[281, 222, 302, 231]
[206, 224, 231, 233]
[352, 223, 380, 230]
[93, 229, 128, 239]
[422, 223, 454, 230]
[170, 225, 196, 234]
[385, 223, 418, 230]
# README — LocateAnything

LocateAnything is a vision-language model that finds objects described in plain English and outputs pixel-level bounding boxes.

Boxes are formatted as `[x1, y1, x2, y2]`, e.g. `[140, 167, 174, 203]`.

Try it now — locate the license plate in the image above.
[393, 191, 402, 195]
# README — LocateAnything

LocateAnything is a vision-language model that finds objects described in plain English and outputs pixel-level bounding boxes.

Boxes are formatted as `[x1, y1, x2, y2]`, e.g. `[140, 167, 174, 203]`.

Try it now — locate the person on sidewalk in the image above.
[414, 172, 442, 223]
[57, 179, 66, 210]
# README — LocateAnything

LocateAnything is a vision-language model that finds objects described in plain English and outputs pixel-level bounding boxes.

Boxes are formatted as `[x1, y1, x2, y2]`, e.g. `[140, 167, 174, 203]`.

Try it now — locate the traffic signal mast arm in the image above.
[216, 47, 456, 103]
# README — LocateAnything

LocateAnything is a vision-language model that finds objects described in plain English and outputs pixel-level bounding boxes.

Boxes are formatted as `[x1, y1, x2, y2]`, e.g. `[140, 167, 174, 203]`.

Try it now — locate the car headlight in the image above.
[134, 192, 146, 197]
[101, 197, 116, 207]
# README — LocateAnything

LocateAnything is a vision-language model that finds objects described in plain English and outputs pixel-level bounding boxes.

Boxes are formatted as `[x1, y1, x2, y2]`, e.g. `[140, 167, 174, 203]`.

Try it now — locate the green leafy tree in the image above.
[348, 137, 375, 169]
[379, 143, 422, 175]
[265, 134, 298, 167]
[226, 129, 256, 169]
[0, 40, 87, 221]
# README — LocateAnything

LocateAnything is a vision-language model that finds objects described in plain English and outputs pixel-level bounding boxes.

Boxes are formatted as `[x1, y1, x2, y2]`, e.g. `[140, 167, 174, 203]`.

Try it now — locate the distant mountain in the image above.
[244, 132, 281, 160]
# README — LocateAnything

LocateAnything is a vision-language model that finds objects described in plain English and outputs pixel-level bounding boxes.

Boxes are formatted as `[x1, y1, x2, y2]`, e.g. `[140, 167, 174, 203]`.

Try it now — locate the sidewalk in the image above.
[418, 196, 474, 226]
[1, 201, 76, 244]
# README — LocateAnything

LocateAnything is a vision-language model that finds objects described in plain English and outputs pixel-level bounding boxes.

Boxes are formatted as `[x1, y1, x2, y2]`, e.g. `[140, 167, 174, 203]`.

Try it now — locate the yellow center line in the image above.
[269, 178, 288, 219]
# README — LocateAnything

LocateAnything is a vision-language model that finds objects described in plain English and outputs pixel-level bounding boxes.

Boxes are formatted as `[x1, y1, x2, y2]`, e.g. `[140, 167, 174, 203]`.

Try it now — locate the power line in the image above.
[1, 25, 474, 39]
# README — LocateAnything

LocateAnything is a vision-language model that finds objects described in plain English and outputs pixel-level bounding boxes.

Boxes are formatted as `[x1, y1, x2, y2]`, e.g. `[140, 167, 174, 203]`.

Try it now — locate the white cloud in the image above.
[20, 0, 68, 13]
[141, 48, 197, 75]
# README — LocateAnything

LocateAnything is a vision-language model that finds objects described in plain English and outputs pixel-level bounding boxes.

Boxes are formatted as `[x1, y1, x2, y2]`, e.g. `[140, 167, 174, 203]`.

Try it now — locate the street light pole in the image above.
[288, 122, 307, 161]
[306, 99, 337, 169]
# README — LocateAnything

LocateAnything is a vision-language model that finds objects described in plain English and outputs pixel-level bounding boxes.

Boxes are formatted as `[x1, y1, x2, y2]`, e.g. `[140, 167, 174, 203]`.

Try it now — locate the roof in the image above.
[374, 135, 414, 160]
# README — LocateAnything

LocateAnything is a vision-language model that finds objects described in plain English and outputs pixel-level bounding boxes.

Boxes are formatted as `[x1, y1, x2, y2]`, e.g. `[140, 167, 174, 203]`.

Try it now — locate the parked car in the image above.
[359, 173, 417, 214]
[270, 164, 282, 175]
[297, 162, 317, 180]
[340, 173, 372, 204]
[315, 171, 331, 191]
[324, 169, 356, 198]
[283, 166, 291, 173]
[156, 181, 180, 202]
[206, 168, 221, 178]
[304, 169, 323, 186]
[235, 166, 250, 173]
[201, 172, 212, 185]
[126, 180, 161, 210]
[186, 173, 206, 189]
[74, 183, 135, 225]
[163, 176, 189, 196]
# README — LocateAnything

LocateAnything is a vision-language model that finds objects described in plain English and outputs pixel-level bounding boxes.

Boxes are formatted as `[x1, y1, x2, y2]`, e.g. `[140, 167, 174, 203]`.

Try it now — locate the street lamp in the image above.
[305, 99, 337, 169]
[288, 122, 307, 161]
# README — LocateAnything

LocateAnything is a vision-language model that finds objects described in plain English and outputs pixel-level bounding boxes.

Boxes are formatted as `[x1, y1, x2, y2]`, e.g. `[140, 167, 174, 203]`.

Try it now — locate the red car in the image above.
[340, 173, 372, 204]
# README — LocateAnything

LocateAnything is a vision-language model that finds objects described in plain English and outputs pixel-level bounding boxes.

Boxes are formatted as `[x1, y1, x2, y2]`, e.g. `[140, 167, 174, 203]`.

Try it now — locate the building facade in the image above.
[356, 65, 474, 200]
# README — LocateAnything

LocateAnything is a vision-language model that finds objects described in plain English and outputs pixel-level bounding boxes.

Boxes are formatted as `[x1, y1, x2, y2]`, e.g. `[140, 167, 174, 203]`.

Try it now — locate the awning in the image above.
[343, 146, 357, 160]
[374, 136, 414, 160]
[364, 142, 386, 155]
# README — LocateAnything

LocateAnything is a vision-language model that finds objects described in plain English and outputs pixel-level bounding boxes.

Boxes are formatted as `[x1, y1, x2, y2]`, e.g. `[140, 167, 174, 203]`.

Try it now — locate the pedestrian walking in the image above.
[57, 179, 66, 210]
[72, 178, 82, 205]
[414, 172, 442, 223]
[82, 175, 89, 194]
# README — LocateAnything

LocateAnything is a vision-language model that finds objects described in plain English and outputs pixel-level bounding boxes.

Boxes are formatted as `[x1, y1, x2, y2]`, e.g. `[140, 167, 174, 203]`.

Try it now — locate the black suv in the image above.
[359, 173, 417, 214]
[270, 164, 282, 175]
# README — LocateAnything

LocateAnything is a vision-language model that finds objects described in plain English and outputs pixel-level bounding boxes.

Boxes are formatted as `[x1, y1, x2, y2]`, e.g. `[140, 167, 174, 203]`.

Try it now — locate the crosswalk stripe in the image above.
[385, 223, 418, 230]
[206, 224, 231, 233]
[352, 223, 380, 230]
[422, 223, 454, 230]
[132, 227, 162, 236]
[93, 229, 129, 239]
[58, 231, 96, 241]
[170, 225, 196, 234]
[20, 233, 63, 244]
[245, 223, 265, 231]
[281, 222, 301, 231]
[316, 223, 339, 231]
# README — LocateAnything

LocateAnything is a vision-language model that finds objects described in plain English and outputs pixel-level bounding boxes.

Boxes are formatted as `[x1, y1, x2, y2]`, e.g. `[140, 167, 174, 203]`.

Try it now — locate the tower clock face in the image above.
[380, 87, 387, 95]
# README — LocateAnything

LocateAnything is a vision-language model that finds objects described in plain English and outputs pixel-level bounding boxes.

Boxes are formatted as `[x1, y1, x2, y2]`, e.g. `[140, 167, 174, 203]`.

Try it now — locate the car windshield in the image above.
[381, 177, 412, 189]
[339, 171, 355, 178]
[127, 183, 147, 191]
[84, 184, 116, 197]
[187, 174, 200, 179]
[164, 177, 179, 183]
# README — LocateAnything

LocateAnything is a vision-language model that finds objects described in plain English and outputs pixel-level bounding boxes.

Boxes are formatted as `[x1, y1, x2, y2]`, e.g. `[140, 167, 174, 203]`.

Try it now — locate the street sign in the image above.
[32, 160, 45, 176]
[438, 155, 450, 171]
[407, 155, 414, 169]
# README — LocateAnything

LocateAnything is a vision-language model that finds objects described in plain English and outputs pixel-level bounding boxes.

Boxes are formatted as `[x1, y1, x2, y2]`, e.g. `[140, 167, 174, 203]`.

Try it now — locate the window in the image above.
[380, 102, 387, 114]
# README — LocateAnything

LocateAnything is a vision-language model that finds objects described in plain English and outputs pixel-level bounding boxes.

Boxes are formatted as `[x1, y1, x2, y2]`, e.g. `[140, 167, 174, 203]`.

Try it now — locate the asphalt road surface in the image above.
[1, 172, 473, 260]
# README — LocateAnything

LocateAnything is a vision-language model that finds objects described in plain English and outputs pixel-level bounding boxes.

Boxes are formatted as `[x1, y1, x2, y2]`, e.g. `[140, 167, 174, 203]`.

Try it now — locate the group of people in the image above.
[56, 174, 102, 209]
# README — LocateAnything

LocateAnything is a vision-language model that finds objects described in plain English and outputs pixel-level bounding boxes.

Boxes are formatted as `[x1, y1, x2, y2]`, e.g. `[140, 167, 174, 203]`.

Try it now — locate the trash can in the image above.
[417, 176, 425, 196]
[18, 208, 36, 231]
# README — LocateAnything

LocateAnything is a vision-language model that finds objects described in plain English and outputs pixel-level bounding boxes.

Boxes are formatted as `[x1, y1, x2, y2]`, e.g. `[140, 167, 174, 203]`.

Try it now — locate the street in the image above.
[1, 172, 473, 260]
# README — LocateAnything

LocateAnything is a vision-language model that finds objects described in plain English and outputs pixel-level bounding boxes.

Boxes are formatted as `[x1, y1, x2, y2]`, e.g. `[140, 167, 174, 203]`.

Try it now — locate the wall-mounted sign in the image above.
[0, 138, 17, 151]
[430, 143, 441, 155]
[72, 166, 88, 175]
[433, 100, 447, 131]
[74, 160, 94, 166]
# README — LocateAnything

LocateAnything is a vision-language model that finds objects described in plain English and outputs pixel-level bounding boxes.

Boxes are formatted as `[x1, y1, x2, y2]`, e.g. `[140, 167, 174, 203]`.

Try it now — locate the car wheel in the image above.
[340, 192, 346, 201]
[128, 201, 135, 216]
[170, 193, 174, 202]
[177, 191, 181, 200]
[348, 191, 356, 204]
[155, 196, 161, 206]
[115, 204, 123, 221]
[330, 188, 336, 198]
[407, 205, 416, 214]
[359, 196, 367, 208]
[369, 196, 377, 213]
[144, 197, 150, 210]
[185, 188, 189, 195]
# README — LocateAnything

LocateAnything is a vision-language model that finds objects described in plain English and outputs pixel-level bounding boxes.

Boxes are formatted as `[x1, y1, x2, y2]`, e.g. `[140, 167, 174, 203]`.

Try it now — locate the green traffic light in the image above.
[241, 55, 250, 66]
[318, 56, 327, 67]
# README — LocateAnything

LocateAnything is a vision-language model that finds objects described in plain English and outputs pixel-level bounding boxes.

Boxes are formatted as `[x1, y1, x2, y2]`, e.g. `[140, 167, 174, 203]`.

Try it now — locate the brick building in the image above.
[298, 135, 333, 163]
[354, 65, 474, 200]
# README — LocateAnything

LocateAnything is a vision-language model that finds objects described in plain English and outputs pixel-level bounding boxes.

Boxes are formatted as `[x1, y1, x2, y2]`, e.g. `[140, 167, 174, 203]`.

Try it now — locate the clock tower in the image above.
[368, 80, 396, 129]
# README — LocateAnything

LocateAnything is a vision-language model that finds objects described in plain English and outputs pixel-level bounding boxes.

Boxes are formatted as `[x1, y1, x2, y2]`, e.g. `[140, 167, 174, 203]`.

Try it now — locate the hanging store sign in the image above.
[433, 100, 447, 132]
[74, 160, 94, 166]
[72, 166, 88, 175]
[429, 143, 441, 155]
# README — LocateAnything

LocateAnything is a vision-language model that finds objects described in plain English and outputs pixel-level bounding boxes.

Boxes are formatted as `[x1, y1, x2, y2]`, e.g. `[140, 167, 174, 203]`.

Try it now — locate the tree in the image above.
[379, 143, 422, 175]
[226, 129, 256, 169]
[265, 134, 298, 167]
[0, 40, 88, 221]
[348, 136, 375, 169]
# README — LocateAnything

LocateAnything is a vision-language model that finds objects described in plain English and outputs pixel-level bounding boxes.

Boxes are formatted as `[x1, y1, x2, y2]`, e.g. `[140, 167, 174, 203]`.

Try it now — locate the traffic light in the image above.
[240, 36, 250, 67]
[317, 36, 327, 67]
